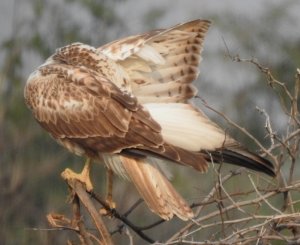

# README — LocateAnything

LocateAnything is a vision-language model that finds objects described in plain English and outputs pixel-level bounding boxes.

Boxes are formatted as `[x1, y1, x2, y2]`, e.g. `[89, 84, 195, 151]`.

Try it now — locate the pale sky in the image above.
[1, 0, 299, 130]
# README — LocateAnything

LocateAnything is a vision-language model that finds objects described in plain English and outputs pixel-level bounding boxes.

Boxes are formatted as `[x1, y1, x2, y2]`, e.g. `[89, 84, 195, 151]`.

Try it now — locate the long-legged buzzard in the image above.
[24, 20, 275, 221]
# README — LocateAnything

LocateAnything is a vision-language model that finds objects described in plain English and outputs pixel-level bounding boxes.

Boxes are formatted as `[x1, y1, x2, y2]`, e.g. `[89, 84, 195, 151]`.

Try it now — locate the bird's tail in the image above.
[119, 155, 194, 220]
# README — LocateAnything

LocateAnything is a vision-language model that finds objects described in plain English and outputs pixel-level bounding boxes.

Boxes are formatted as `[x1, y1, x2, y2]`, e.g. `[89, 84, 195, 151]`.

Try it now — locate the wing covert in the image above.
[25, 64, 138, 139]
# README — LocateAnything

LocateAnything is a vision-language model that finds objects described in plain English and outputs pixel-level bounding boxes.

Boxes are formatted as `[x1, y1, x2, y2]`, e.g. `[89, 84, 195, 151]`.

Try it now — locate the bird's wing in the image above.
[126, 102, 275, 177]
[98, 19, 211, 103]
[24, 63, 156, 141]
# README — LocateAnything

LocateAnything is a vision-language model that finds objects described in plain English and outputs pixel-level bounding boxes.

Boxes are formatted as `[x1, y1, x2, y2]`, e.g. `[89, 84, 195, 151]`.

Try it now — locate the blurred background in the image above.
[1, 0, 299, 244]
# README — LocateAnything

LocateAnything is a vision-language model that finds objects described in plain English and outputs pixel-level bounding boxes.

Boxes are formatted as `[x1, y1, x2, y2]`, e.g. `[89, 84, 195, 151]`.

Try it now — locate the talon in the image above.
[99, 199, 116, 216]
[106, 199, 116, 210]
[61, 159, 93, 192]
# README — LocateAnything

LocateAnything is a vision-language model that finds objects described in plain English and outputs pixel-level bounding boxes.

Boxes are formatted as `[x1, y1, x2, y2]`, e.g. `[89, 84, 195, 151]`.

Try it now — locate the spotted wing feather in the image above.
[98, 20, 211, 103]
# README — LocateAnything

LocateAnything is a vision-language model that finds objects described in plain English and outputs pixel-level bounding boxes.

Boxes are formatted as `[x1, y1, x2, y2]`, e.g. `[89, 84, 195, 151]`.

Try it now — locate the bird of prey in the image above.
[24, 19, 275, 221]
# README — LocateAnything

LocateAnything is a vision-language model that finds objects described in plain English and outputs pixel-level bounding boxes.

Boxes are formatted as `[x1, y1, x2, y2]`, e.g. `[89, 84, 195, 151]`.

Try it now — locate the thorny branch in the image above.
[44, 61, 300, 244]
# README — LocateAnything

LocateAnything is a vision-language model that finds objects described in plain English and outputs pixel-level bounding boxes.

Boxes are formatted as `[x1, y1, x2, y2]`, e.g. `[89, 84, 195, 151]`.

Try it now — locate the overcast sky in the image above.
[1, 0, 299, 130]
[1, 0, 298, 79]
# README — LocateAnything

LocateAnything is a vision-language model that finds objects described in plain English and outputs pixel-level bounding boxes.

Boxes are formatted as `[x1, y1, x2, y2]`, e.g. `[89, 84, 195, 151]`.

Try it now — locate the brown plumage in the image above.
[24, 19, 275, 221]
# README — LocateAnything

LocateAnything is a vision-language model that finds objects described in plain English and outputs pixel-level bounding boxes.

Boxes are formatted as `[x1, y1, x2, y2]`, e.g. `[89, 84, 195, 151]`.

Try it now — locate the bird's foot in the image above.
[61, 167, 93, 192]
[99, 198, 116, 216]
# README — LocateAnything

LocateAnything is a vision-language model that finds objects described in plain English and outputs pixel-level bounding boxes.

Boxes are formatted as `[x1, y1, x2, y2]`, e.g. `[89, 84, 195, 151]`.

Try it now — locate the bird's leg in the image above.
[61, 158, 93, 192]
[99, 168, 116, 215]
[105, 168, 116, 209]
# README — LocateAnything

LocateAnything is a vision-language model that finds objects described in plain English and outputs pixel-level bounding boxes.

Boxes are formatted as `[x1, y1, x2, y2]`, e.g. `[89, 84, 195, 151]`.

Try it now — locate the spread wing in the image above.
[98, 19, 211, 103]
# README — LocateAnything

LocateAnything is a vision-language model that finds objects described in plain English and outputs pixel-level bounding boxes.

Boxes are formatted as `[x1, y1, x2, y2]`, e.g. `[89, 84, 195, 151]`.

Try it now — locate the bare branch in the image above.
[67, 180, 113, 245]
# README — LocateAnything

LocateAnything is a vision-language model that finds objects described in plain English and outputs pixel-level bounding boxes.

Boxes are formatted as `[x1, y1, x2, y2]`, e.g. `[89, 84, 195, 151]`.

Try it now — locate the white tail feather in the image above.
[102, 154, 129, 180]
